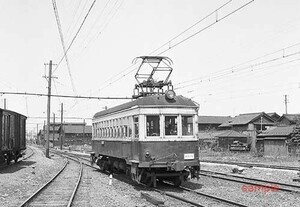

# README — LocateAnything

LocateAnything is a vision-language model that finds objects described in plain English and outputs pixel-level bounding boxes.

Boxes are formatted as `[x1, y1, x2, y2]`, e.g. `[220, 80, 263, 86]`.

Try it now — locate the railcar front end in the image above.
[91, 95, 200, 187]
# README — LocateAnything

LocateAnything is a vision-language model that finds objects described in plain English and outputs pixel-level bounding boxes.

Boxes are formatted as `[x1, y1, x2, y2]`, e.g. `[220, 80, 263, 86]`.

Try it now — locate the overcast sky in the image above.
[0, 0, 300, 132]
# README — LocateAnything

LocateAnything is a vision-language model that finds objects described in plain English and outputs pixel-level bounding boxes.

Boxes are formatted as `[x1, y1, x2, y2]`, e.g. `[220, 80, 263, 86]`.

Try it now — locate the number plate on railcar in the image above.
[184, 153, 194, 160]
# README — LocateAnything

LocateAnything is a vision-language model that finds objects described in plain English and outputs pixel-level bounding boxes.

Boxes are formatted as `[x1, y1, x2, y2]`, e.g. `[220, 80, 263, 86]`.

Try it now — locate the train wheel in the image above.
[173, 177, 182, 187]
[14, 155, 19, 163]
[6, 153, 11, 165]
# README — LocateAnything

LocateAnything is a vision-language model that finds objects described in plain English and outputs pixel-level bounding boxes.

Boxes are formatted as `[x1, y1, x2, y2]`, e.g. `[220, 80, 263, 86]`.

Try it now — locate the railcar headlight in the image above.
[165, 90, 176, 100]
[145, 151, 150, 158]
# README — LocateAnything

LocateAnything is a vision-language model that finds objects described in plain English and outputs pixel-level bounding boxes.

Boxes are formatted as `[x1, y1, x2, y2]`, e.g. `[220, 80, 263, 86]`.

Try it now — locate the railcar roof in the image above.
[93, 95, 198, 118]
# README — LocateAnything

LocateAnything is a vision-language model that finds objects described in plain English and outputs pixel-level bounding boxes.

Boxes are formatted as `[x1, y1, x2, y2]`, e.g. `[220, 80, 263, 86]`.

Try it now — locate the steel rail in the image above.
[18, 160, 69, 207]
[154, 188, 206, 207]
[57, 150, 248, 206]
[67, 161, 83, 207]
[55, 151, 208, 206]
[199, 171, 300, 193]
[178, 185, 247, 207]
[201, 160, 300, 171]
[200, 169, 300, 189]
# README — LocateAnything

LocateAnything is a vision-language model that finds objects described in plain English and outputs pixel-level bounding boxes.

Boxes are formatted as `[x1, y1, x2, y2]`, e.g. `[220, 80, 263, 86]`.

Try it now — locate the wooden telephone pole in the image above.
[44, 60, 57, 158]
[60, 103, 64, 150]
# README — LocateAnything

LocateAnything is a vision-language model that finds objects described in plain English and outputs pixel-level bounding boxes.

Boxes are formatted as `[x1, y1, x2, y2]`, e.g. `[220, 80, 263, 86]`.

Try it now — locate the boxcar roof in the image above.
[93, 95, 198, 119]
[0, 108, 27, 118]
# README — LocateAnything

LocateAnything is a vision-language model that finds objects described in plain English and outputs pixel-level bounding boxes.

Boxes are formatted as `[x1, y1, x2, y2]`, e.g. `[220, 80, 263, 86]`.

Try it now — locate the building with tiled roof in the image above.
[217, 130, 248, 150]
[59, 125, 92, 146]
[267, 112, 281, 122]
[218, 112, 276, 151]
[257, 126, 296, 157]
[198, 116, 232, 131]
[277, 114, 300, 126]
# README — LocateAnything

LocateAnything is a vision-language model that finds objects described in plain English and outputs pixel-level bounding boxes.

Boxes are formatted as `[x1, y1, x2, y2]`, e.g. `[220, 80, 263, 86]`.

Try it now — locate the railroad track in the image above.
[153, 182, 247, 207]
[201, 159, 300, 171]
[58, 150, 248, 206]
[199, 169, 300, 193]
[19, 155, 83, 207]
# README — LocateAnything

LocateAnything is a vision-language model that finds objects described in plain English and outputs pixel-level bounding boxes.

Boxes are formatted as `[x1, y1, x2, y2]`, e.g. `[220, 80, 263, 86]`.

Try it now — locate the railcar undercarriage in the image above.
[91, 153, 199, 187]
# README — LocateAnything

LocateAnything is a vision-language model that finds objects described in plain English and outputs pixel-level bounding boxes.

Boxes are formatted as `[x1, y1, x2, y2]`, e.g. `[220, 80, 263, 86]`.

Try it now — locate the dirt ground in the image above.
[0, 146, 65, 207]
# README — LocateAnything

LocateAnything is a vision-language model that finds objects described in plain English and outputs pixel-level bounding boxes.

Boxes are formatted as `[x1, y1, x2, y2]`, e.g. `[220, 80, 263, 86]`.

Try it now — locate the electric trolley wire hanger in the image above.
[132, 56, 175, 99]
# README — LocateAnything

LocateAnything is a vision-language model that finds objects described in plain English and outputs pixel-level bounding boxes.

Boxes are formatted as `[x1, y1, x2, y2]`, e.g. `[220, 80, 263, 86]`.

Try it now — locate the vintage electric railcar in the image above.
[0, 108, 27, 164]
[91, 94, 200, 186]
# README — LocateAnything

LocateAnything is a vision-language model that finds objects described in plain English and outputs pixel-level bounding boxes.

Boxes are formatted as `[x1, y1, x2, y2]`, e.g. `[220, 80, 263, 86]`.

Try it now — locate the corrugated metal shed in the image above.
[94, 95, 198, 118]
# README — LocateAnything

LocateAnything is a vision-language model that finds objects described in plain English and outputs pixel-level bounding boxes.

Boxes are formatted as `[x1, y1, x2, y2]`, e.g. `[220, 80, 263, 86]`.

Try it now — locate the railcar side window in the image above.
[182, 116, 193, 136]
[134, 116, 139, 138]
[146, 116, 160, 136]
[165, 116, 177, 135]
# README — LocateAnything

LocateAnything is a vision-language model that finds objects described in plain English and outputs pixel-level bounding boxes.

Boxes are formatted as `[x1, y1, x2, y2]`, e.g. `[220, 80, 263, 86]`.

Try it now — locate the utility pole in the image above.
[4, 98, 6, 109]
[60, 103, 63, 150]
[37, 124, 39, 144]
[53, 113, 55, 148]
[43, 120, 46, 146]
[284, 95, 288, 114]
[83, 119, 85, 145]
[44, 60, 57, 158]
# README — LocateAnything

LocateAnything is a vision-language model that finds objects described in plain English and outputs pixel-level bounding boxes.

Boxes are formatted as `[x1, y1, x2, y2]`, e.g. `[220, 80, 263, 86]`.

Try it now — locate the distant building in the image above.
[277, 114, 300, 126]
[59, 124, 92, 146]
[198, 116, 232, 131]
[37, 122, 92, 147]
[217, 130, 248, 150]
[267, 112, 281, 122]
[198, 131, 224, 150]
[257, 126, 296, 157]
[218, 112, 276, 151]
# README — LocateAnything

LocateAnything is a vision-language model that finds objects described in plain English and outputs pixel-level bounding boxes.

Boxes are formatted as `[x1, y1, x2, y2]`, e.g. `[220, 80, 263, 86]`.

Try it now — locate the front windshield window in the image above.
[146, 115, 160, 136]
[165, 116, 177, 135]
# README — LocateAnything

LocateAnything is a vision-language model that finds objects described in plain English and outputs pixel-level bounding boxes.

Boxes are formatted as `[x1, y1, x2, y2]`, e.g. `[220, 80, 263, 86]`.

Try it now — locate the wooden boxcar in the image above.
[91, 94, 200, 186]
[0, 108, 26, 164]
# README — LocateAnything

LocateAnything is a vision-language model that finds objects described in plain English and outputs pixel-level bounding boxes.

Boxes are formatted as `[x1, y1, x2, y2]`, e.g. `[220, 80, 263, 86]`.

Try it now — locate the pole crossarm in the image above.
[0, 91, 132, 100]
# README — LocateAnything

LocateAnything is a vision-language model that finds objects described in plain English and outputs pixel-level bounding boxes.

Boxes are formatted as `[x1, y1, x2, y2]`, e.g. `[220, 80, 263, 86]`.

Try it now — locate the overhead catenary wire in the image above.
[92, 0, 255, 95]
[52, 0, 77, 95]
[75, 0, 112, 55]
[53, 0, 97, 73]
[0, 91, 132, 100]
[175, 43, 300, 90]
[175, 42, 300, 88]
[72, 0, 123, 66]
[183, 57, 300, 97]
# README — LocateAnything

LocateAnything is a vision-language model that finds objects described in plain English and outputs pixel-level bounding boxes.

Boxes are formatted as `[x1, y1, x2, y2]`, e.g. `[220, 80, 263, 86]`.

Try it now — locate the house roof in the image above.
[219, 112, 275, 127]
[198, 116, 232, 124]
[217, 130, 247, 138]
[267, 112, 281, 121]
[62, 125, 92, 134]
[278, 114, 300, 124]
[197, 131, 226, 139]
[94, 95, 198, 118]
[257, 126, 295, 137]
